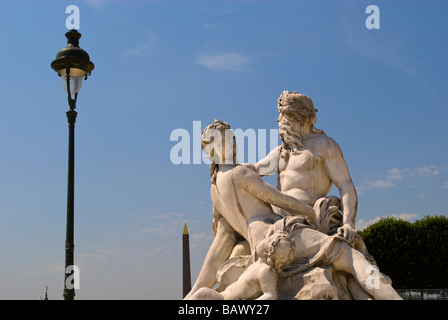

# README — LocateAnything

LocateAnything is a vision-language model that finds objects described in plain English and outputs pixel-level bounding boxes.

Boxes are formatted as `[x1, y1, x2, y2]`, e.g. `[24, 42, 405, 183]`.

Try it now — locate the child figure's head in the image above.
[257, 231, 295, 271]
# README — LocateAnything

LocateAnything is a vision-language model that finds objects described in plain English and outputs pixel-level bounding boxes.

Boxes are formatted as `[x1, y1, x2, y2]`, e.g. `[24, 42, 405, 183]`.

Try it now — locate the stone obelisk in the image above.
[182, 223, 191, 297]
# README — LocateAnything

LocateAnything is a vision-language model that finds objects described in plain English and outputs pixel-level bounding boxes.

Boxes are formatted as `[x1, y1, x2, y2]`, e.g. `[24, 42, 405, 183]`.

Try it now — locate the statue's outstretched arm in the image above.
[233, 166, 317, 226]
[251, 146, 279, 176]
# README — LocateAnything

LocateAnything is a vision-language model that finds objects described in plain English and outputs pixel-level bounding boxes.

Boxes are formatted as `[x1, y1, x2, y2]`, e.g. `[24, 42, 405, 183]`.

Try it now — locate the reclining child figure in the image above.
[189, 231, 296, 300]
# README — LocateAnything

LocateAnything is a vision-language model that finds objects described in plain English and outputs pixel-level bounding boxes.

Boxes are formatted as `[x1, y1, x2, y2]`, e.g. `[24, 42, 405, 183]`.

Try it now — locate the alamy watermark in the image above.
[64, 4, 380, 32]
[65, 265, 80, 290]
[169, 121, 280, 165]
[365, 265, 381, 290]
[365, 5, 380, 30]
[66, 5, 80, 30]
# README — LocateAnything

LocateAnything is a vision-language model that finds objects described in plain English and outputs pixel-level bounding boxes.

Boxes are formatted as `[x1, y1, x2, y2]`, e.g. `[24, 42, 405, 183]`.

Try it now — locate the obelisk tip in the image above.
[183, 223, 188, 235]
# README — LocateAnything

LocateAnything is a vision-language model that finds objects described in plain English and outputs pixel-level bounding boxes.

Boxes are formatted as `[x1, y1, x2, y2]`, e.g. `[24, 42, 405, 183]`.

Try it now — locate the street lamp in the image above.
[51, 29, 94, 300]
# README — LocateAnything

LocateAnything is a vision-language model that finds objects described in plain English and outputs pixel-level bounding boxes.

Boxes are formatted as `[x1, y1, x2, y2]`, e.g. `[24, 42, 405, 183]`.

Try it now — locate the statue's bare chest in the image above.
[279, 148, 320, 173]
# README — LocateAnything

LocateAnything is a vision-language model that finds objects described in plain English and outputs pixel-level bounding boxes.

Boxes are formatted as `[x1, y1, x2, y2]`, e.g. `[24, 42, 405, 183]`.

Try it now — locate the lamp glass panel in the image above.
[59, 68, 86, 94]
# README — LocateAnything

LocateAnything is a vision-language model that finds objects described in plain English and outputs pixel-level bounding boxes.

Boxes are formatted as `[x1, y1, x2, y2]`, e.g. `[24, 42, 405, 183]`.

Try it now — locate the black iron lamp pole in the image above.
[51, 29, 94, 300]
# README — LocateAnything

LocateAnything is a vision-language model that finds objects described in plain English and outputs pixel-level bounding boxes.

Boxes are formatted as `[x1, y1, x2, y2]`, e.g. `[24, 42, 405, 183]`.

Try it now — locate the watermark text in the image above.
[170, 121, 279, 165]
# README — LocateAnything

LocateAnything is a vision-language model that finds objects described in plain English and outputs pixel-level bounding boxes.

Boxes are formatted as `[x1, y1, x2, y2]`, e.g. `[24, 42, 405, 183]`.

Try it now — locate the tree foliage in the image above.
[358, 215, 448, 289]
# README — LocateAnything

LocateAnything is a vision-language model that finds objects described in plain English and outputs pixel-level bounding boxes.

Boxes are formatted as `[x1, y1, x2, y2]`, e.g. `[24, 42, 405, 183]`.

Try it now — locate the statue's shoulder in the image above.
[232, 164, 258, 178]
[310, 133, 342, 155]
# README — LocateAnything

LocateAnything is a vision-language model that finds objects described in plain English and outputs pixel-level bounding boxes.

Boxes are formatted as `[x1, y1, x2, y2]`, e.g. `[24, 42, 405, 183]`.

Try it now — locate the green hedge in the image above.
[358, 215, 448, 289]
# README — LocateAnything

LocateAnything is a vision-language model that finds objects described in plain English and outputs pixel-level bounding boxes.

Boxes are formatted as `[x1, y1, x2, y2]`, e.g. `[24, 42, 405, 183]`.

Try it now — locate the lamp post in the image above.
[51, 29, 94, 300]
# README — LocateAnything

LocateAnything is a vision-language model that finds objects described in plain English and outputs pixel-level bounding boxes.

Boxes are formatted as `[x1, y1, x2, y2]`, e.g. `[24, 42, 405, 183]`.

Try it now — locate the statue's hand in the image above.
[337, 223, 357, 243]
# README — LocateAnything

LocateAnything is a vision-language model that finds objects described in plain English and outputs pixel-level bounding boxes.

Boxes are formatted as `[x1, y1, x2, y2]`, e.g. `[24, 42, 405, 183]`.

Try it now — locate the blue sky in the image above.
[0, 0, 447, 299]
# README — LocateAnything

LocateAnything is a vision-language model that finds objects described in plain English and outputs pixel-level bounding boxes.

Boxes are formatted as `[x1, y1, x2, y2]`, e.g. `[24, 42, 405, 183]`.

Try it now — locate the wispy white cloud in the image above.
[190, 232, 213, 250]
[386, 165, 439, 180]
[196, 53, 252, 72]
[24, 259, 63, 277]
[143, 247, 173, 258]
[196, 6, 234, 15]
[149, 211, 184, 220]
[133, 227, 176, 236]
[125, 32, 158, 57]
[410, 166, 440, 177]
[202, 23, 219, 30]
[386, 167, 404, 180]
[75, 246, 124, 272]
[23, 245, 122, 278]
[84, 0, 109, 9]
[363, 179, 396, 191]
[358, 165, 440, 194]
[356, 212, 419, 231]
[191, 232, 212, 241]
[133, 210, 184, 236]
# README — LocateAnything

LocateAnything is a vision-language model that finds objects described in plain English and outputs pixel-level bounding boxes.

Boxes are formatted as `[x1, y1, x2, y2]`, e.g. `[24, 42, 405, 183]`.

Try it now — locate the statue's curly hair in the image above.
[277, 91, 325, 158]
[258, 231, 295, 271]
[277, 90, 317, 124]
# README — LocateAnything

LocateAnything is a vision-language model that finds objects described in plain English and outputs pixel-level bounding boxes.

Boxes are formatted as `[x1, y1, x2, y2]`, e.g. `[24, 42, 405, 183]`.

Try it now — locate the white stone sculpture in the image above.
[253, 91, 358, 242]
[185, 92, 402, 300]
[188, 231, 295, 300]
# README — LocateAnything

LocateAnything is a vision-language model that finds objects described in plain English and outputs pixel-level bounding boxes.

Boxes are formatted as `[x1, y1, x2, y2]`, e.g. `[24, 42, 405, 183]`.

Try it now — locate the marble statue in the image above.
[188, 231, 295, 300]
[185, 91, 402, 300]
[250, 91, 358, 242]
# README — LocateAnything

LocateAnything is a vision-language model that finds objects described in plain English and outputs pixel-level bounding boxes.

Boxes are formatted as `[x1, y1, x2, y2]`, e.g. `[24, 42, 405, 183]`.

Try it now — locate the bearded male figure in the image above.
[242, 91, 381, 299]
[253, 91, 358, 242]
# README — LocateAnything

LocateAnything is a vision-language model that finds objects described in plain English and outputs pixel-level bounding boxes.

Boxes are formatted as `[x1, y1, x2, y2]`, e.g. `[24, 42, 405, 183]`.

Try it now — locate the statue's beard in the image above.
[278, 116, 325, 158]
[279, 123, 304, 155]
